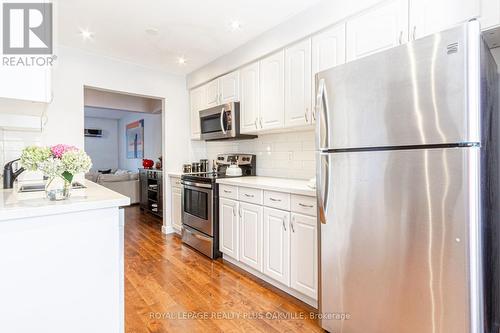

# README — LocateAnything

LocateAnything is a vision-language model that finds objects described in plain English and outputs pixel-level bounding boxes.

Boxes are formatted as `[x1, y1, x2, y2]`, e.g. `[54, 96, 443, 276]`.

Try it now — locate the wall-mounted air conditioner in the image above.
[84, 128, 103, 137]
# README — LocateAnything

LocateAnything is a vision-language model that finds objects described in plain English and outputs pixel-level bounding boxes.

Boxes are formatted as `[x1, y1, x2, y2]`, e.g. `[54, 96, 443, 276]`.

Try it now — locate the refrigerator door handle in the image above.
[316, 78, 330, 150]
[317, 152, 329, 224]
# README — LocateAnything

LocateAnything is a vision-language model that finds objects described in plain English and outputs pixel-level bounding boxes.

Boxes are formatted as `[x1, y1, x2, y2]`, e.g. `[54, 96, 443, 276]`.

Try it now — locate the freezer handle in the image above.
[316, 78, 330, 150]
[317, 152, 329, 224]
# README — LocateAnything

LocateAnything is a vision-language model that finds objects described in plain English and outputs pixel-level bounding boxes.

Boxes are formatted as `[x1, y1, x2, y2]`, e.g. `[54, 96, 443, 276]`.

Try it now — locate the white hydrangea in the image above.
[61, 150, 92, 175]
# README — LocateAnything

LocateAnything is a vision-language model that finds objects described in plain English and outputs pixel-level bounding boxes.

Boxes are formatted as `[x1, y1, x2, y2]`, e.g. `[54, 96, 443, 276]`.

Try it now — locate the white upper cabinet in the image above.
[204, 79, 220, 108]
[239, 202, 263, 272]
[220, 71, 240, 103]
[346, 0, 409, 61]
[263, 207, 290, 285]
[0, 66, 51, 103]
[285, 38, 312, 128]
[410, 0, 479, 40]
[220, 198, 239, 260]
[311, 23, 346, 115]
[290, 213, 318, 299]
[259, 50, 285, 131]
[189, 86, 204, 140]
[481, 0, 500, 30]
[240, 62, 260, 134]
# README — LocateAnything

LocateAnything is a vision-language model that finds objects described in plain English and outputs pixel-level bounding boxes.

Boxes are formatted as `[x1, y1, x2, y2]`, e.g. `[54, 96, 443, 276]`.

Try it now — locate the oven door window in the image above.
[183, 187, 208, 220]
[200, 112, 228, 134]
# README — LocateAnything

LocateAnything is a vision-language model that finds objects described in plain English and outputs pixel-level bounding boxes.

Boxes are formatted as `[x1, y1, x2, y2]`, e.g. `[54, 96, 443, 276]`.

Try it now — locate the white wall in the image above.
[27, 45, 190, 233]
[117, 112, 162, 171]
[84, 116, 119, 171]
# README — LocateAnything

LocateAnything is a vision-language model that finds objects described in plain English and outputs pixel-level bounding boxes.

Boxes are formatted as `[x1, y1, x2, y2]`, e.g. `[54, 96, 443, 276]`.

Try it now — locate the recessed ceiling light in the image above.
[230, 20, 241, 31]
[177, 57, 187, 65]
[145, 27, 159, 36]
[79, 28, 94, 40]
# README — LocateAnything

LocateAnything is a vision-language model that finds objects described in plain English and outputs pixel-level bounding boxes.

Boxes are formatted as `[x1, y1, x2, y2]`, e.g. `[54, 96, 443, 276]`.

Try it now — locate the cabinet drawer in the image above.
[291, 195, 317, 217]
[170, 177, 182, 189]
[219, 184, 238, 199]
[264, 190, 290, 211]
[238, 187, 263, 205]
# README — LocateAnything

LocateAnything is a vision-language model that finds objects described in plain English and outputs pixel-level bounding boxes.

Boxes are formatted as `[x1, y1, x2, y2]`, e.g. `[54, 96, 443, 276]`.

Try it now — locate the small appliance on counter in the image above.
[142, 159, 154, 169]
[180, 154, 256, 258]
[182, 164, 192, 173]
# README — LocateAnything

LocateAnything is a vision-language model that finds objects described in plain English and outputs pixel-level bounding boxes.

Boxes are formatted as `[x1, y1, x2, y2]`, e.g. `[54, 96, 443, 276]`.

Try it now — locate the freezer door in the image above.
[318, 147, 482, 333]
[315, 21, 481, 150]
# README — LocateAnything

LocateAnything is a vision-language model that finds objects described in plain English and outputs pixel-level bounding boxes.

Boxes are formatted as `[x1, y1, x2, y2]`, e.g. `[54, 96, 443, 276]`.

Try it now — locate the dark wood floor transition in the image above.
[124, 206, 323, 333]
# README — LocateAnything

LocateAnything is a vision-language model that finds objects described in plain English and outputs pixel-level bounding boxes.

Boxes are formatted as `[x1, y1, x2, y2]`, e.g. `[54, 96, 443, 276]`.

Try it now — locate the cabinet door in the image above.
[220, 71, 240, 103]
[346, 0, 409, 61]
[0, 65, 51, 103]
[171, 187, 182, 231]
[204, 79, 220, 108]
[410, 0, 479, 40]
[189, 87, 204, 140]
[290, 213, 317, 299]
[480, 0, 500, 30]
[239, 202, 263, 271]
[240, 62, 260, 134]
[219, 198, 239, 260]
[312, 23, 346, 115]
[259, 50, 285, 130]
[263, 207, 290, 285]
[285, 38, 312, 128]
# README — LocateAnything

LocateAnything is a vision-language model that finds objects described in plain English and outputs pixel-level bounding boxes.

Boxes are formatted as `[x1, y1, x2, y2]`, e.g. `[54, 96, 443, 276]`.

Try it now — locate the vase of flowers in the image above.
[20, 145, 92, 201]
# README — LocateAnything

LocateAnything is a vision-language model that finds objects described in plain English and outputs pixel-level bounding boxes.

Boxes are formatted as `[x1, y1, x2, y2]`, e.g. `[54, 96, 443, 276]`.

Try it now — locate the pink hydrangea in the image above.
[50, 144, 77, 158]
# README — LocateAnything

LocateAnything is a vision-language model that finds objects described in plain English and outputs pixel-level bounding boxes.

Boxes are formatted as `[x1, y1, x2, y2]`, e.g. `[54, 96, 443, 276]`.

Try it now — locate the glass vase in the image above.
[45, 176, 71, 201]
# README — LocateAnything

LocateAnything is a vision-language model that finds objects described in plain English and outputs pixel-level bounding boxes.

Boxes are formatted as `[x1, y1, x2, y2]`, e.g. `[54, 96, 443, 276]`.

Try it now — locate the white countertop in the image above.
[216, 176, 316, 197]
[0, 180, 130, 221]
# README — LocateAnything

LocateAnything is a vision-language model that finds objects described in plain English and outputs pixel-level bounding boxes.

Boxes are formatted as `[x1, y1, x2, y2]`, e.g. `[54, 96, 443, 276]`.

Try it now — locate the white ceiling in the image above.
[57, 0, 323, 74]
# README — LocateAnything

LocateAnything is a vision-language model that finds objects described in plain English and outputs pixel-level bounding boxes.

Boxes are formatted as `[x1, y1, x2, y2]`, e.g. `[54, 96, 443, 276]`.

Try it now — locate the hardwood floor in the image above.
[124, 206, 324, 333]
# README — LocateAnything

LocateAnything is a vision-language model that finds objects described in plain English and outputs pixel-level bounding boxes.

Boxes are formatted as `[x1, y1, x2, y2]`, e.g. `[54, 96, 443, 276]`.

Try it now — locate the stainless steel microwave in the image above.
[199, 102, 257, 141]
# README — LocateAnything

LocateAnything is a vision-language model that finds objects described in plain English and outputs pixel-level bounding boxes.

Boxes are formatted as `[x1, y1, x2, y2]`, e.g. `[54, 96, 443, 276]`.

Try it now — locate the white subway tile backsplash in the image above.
[203, 129, 316, 180]
[0, 129, 43, 182]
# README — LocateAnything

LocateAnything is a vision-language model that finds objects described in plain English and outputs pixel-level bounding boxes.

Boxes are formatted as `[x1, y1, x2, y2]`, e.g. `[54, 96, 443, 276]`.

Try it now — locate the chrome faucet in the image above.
[3, 159, 25, 189]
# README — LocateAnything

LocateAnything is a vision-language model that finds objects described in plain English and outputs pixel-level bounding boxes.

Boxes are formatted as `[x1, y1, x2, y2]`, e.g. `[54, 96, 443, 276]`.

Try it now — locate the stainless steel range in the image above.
[181, 154, 256, 258]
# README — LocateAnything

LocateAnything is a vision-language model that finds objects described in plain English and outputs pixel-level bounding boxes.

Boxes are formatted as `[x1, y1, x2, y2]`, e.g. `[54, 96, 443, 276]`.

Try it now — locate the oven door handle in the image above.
[220, 107, 227, 135]
[181, 180, 212, 189]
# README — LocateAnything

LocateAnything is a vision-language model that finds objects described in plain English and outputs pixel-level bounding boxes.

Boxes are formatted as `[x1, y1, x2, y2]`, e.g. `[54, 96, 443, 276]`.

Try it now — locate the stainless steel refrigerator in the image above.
[316, 20, 500, 333]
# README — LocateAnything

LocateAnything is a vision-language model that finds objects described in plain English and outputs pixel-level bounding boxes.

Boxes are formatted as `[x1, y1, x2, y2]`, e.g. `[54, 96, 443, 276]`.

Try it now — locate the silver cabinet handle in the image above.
[220, 107, 227, 135]
[291, 216, 295, 233]
[233, 208, 236, 217]
[238, 207, 242, 218]
[269, 198, 281, 202]
[398, 31, 403, 45]
[299, 203, 314, 208]
[224, 190, 232, 193]
[282, 218, 287, 231]
[412, 26, 417, 41]
[305, 108, 309, 122]
[254, 118, 258, 129]
[244, 193, 254, 198]
[259, 117, 263, 128]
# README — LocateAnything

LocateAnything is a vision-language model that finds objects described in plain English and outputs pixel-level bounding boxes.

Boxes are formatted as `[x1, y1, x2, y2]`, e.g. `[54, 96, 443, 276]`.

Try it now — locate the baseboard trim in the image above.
[161, 225, 176, 235]
[223, 255, 318, 309]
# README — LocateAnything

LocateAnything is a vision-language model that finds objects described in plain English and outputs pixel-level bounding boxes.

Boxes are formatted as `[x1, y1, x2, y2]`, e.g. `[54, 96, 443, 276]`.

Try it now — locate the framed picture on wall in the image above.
[126, 119, 144, 159]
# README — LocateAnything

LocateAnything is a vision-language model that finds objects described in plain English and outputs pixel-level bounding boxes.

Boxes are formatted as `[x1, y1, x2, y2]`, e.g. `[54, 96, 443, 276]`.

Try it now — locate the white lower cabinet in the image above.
[219, 184, 317, 306]
[263, 207, 290, 285]
[290, 213, 318, 299]
[219, 198, 239, 260]
[170, 176, 182, 233]
[239, 202, 263, 271]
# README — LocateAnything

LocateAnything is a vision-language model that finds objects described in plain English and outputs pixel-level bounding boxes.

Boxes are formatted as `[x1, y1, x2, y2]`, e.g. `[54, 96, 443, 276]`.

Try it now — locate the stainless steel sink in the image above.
[18, 182, 86, 193]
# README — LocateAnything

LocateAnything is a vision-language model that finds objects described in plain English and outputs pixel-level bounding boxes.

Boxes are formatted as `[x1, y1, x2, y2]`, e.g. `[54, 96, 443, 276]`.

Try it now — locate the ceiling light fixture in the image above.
[80, 29, 94, 40]
[230, 20, 241, 31]
[145, 27, 159, 36]
[177, 57, 187, 65]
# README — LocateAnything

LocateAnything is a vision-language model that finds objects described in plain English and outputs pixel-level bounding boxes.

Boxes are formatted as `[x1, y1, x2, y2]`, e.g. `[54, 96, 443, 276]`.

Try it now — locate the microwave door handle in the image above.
[220, 107, 227, 135]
